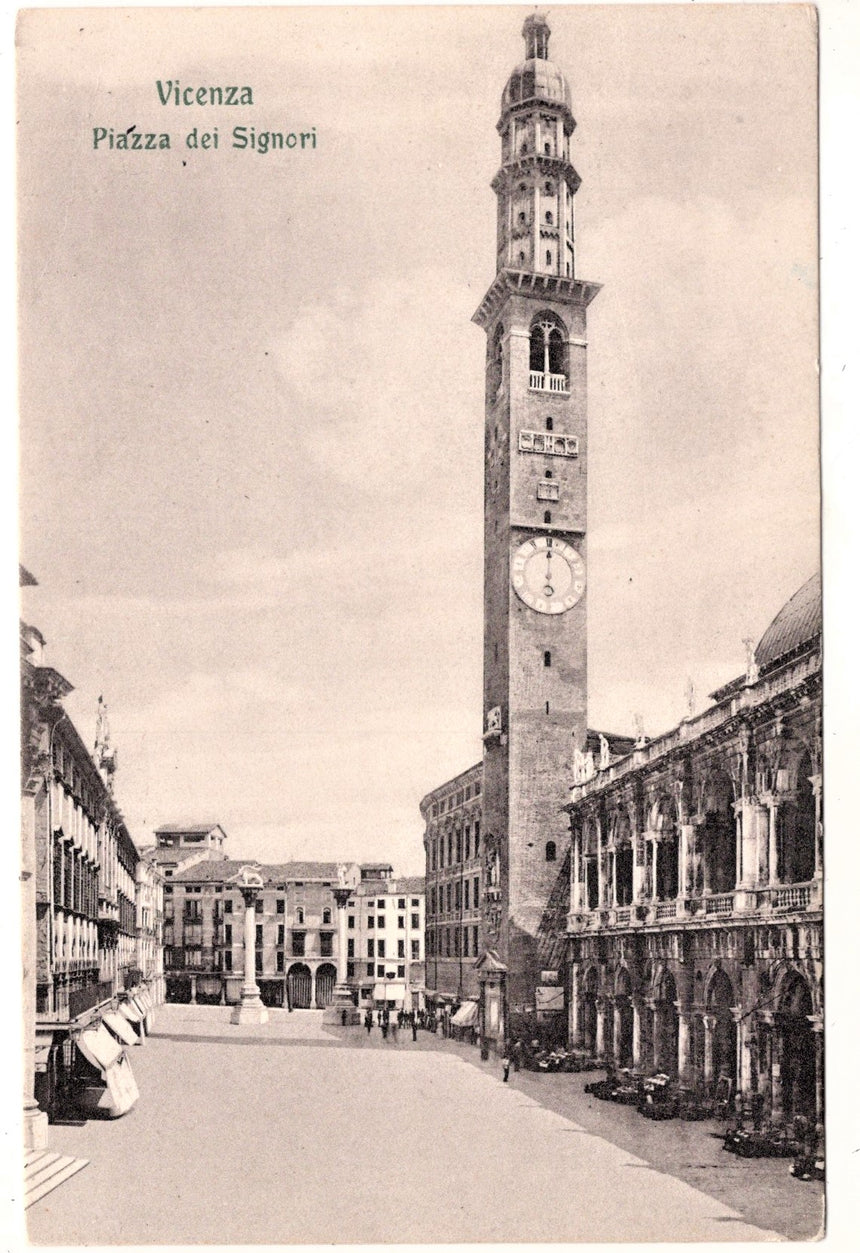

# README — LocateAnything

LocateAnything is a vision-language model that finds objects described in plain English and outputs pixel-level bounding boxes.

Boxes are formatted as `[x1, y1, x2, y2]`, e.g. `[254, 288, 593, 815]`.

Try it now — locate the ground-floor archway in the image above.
[315, 963, 337, 1008]
[777, 974, 815, 1120]
[654, 970, 678, 1074]
[581, 967, 598, 1053]
[288, 963, 312, 1009]
[707, 968, 737, 1089]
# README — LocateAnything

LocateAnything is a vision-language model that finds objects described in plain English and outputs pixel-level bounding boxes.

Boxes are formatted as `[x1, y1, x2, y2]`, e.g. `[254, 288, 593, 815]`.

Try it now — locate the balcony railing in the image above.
[655, 900, 679, 920]
[68, 978, 113, 1020]
[760, 883, 815, 911]
[704, 893, 734, 916]
[529, 370, 568, 393]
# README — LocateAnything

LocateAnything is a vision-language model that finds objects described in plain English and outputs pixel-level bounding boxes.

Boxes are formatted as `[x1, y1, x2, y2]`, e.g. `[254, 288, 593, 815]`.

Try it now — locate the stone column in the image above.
[631, 997, 643, 1066]
[810, 775, 823, 879]
[571, 835, 582, 913]
[677, 1008, 693, 1084]
[189, 974, 198, 1005]
[651, 839, 659, 902]
[612, 1000, 623, 1064]
[595, 999, 606, 1058]
[230, 873, 268, 1025]
[322, 886, 361, 1025]
[679, 823, 693, 899]
[809, 1015, 824, 1125]
[732, 1006, 749, 1097]
[702, 1013, 716, 1087]
[762, 1012, 777, 1122]
[568, 964, 581, 1046]
[632, 834, 647, 904]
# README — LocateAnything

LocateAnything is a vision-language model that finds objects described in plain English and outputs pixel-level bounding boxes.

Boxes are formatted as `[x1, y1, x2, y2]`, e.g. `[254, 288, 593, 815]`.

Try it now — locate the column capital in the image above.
[332, 887, 354, 909]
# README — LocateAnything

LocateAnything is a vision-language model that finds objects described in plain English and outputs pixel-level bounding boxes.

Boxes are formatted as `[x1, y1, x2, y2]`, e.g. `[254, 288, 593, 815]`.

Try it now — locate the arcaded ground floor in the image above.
[25, 1004, 822, 1244]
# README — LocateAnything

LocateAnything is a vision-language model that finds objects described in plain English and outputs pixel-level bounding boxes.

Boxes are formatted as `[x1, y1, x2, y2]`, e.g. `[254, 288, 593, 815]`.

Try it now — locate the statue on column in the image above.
[599, 734, 611, 770]
[743, 637, 760, 685]
[684, 677, 696, 721]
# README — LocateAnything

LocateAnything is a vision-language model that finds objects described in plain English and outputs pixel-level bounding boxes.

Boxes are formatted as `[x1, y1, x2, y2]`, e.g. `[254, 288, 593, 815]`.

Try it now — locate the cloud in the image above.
[270, 268, 482, 492]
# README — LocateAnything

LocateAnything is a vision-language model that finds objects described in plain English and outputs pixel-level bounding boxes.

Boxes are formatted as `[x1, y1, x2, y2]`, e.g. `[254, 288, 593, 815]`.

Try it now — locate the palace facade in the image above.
[21, 580, 164, 1137]
[565, 575, 822, 1124]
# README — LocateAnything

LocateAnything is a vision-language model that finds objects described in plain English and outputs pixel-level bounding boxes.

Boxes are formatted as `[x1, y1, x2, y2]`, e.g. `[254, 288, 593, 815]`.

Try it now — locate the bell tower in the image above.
[474, 13, 600, 1021]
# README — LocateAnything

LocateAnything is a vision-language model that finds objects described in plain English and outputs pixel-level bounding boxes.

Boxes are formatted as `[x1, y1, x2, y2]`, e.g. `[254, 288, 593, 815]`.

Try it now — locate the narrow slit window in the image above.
[544, 511, 552, 524]
[544, 651, 551, 667]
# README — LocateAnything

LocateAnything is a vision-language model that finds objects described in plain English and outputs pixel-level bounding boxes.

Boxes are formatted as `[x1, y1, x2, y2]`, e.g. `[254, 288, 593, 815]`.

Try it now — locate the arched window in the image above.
[518, 211, 526, 225]
[296, 906, 304, 924]
[529, 313, 568, 386]
[546, 416, 553, 431]
[544, 511, 552, 524]
[546, 250, 552, 266]
[545, 211, 553, 224]
[702, 772, 735, 895]
[544, 181, 553, 194]
[545, 840, 556, 862]
[519, 251, 526, 265]
[322, 907, 331, 925]
[777, 752, 816, 883]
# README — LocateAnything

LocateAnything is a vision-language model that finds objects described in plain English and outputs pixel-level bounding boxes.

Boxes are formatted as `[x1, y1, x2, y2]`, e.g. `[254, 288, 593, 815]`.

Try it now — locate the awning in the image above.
[102, 1011, 140, 1047]
[76, 1024, 123, 1074]
[119, 1000, 144, 1024]
[451, 1000, 479, 1028]
[373, 981, 406, 1001]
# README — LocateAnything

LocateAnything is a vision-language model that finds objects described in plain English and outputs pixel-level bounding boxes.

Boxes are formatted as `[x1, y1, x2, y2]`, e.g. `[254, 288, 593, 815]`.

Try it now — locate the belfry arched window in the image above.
[529, 312, 568, 391]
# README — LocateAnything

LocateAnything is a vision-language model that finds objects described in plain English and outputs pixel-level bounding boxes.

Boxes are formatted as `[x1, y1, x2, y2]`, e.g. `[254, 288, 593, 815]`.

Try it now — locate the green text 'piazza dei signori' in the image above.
[92, 81, 316, 153]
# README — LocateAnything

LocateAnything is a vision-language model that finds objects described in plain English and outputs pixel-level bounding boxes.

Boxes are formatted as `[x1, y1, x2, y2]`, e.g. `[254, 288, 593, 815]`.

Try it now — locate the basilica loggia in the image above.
[565, 574, 822, 1126]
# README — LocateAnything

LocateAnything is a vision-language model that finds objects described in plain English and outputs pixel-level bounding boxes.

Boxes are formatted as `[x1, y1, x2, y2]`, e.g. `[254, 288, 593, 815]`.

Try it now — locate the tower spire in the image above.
[523, 11, 550, 60]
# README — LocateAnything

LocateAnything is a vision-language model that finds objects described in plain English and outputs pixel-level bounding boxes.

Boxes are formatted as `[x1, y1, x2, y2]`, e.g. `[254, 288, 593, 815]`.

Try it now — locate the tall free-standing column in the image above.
[322, 885, 361, 1025]
[334, 887, 351, 984]
[230, 869, 268, 1025]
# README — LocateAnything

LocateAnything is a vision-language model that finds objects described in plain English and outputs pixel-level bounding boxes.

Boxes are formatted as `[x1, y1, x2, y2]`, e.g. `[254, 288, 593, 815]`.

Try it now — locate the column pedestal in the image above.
[23, 1097, 49, 1152]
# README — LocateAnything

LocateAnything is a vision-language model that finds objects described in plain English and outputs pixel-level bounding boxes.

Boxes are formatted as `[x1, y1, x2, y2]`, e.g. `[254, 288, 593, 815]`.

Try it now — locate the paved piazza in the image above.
[27, 1006, 822, 1245]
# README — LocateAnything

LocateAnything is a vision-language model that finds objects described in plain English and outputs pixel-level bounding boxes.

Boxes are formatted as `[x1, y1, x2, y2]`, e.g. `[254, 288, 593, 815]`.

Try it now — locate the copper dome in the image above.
[501, 57, 573, 116]
[755, 572, 821, 671]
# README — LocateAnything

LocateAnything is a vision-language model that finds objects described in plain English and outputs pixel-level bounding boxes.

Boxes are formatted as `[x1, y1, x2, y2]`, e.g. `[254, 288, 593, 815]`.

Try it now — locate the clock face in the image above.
[511, 536, 585, 614]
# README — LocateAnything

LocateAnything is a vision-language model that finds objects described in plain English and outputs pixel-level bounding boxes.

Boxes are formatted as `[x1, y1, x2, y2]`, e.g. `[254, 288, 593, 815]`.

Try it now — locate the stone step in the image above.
[24, 1150, 89, 1209]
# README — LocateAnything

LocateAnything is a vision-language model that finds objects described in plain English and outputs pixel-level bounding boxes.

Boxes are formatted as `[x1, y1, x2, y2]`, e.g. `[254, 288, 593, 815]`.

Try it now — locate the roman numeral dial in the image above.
[511, 535, 585, 615]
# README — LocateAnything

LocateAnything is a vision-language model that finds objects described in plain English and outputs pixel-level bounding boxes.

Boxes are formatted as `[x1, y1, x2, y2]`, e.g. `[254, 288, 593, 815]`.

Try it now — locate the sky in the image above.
[16, 4, 820, 875]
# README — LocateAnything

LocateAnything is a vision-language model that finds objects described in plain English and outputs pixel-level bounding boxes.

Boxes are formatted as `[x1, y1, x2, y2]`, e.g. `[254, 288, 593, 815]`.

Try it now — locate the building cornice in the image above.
[472, 268, 602, 329]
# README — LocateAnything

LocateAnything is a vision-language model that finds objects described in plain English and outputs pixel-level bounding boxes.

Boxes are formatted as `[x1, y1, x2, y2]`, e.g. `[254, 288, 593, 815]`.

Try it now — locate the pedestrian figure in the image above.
[381, 1019, 388, 1039]
[391, 1019, 398, 1044]
[364, 1010, 373, 1034]
[512, 1039, 523, 1073]
[502, 1044, 511, 1083]
[411, 1017, 417, 1042]
[341, 1008, 347, 1026]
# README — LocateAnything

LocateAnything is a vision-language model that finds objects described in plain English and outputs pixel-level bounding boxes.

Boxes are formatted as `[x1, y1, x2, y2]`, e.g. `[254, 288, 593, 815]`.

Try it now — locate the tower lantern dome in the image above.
[501, 13, 573, 122]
